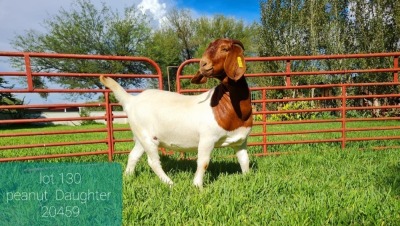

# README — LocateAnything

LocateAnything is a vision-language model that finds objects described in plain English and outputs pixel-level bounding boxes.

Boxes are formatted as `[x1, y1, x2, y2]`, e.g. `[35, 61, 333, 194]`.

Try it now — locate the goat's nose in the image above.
[200, 58, 212, 69]
[200, 60, 207, 67]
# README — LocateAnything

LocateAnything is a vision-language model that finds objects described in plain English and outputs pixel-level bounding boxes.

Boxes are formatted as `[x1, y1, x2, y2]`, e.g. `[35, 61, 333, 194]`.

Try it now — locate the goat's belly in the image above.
[158, 142, 198, 152]
[216, 127, 251, 148]
[155, 132, 200, 152]
[150, 127, 251, 152]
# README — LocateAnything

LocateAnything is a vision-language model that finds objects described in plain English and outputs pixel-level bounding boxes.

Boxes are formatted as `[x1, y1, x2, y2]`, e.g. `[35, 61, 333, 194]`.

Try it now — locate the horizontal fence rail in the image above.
[177, 53, 400, 156]
[0, 52, 162, 161]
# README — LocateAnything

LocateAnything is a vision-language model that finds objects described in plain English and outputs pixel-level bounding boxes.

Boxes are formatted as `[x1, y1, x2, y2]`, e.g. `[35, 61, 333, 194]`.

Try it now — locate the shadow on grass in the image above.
[160, 155, 258, 184]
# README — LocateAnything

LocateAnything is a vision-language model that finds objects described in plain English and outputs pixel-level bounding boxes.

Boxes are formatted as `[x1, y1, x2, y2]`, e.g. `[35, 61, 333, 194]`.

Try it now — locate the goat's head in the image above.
[191, 38, 246, 84]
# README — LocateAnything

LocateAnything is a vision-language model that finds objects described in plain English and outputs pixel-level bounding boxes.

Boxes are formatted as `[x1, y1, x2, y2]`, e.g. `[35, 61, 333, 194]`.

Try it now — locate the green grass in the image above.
[251, 120, 400, 152]
[120, 150, 400, 225]
[0, 123, 400, 225]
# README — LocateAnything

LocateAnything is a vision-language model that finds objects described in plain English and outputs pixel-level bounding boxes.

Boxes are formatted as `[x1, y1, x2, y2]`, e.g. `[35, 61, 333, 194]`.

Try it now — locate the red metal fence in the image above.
[177, 53, 400, 155]
[1, 51, 399, 162]
[0, 52, 162, 161]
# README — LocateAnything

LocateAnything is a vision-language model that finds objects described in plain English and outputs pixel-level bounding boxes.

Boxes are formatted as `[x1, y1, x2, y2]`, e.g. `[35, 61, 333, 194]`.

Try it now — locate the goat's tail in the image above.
[99, 75, 132, 106]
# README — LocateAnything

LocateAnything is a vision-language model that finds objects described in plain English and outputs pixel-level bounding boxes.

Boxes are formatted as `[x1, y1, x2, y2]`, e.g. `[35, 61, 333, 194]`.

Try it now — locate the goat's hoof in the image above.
[193, 181, 203, 190]
[194, 185, 204, 191]
[124, 169, 134, 176]
[164, 180, 174, 188]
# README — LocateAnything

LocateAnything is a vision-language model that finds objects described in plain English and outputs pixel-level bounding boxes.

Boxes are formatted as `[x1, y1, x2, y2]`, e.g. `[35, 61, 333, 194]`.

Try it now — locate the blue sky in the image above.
[175, 0, 260, 22]
[0, 0, 261, 103]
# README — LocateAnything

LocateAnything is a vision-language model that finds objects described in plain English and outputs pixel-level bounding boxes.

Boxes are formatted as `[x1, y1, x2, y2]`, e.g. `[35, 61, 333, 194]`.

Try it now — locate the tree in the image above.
[258, 0, 399, 100]
[323, 0, 351, 74]
[0, 78, 25, 119]
[193, 15, 258, 57]
[258, 0, 310, 100]
[11, 0, 153, 99]
[348, 0, 400, 98]
[143, 28, 182, 91]
[146, 9, 259, 91]
[259, 0, 306, 57]
[0, 78, 17, 106]
[165, 9, 196, 61]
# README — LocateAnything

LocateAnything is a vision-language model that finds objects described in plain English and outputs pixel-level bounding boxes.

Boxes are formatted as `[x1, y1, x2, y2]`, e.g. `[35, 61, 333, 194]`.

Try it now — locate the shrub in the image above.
[79, 108, 101, 125]
[270, 101, 318, 121]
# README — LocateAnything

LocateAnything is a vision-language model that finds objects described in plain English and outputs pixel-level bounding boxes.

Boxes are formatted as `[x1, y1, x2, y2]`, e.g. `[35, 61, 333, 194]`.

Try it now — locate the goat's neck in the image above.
[211, 76, 253, 131]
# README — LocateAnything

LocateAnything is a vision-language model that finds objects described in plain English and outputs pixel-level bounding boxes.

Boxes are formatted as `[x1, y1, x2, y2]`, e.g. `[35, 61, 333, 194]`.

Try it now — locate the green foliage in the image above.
[253, 113, 263, 122]
[78, 107, 100, 125]
[0, 78, 27, 119]
[0, 78, 17, 106]
[192, 15, 258, 57]
[270, 101, 319, 121]
[143, 29, 182, 91]
[346, 109, 372, 118]
[258, 0, 400, 99]
[165, 9, 196, 60]
[259, 0, 399, 57]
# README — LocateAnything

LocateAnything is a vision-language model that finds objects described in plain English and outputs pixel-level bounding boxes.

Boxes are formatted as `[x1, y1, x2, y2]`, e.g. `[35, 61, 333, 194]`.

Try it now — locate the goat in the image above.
[99, 38, 253, 188]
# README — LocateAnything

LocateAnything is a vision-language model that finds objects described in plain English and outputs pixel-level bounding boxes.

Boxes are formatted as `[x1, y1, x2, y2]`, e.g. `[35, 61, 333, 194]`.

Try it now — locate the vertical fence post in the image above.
[394, 56, 399, 83]
[23, 53, 34, 91]
[285, 60, 291, 86]
[176, 74, 181, 94]
[104, 92, 115, 161]
[262, 89, 268, 154]
[341, 85, 347, 149]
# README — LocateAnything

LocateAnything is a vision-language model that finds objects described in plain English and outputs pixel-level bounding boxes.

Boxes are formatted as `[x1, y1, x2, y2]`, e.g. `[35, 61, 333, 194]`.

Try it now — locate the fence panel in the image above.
[1, 51, 399, 161]
[177, 53, 400, 156]
[0, 52, 162, 161]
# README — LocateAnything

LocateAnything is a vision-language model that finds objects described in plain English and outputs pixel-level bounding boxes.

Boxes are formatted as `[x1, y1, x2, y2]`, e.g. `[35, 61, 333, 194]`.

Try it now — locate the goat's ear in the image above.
[191, 71, 208, 84]
[224, 44, 246, 81]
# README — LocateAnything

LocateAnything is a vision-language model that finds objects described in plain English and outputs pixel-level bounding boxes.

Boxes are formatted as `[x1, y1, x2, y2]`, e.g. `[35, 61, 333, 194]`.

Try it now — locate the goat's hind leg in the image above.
[142, 141, 173, 186]
[125, 141, 145, 175]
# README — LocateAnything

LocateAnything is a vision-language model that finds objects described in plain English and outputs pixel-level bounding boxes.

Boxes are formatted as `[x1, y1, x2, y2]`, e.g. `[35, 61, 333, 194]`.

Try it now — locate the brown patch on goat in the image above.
[211, 76, 253, 131]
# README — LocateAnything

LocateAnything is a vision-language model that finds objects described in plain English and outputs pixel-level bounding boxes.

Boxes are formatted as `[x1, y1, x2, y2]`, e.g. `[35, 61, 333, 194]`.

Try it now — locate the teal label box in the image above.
[0, 163, 122, 226]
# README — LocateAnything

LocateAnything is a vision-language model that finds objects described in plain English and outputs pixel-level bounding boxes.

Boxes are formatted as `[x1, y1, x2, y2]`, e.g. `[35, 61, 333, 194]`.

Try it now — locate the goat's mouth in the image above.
[200, 67, 213, 77]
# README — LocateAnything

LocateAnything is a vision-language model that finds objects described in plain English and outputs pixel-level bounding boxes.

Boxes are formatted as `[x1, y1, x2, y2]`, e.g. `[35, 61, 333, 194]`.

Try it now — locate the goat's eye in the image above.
[221, 47, 229, 52]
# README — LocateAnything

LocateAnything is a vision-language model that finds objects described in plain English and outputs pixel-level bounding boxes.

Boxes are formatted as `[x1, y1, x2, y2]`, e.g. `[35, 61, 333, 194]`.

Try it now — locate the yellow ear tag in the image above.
[237, 57, 243, 68]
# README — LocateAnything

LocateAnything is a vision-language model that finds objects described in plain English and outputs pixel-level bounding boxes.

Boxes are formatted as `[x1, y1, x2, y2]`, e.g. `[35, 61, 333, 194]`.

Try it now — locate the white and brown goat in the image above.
[100, 38, 252, 188]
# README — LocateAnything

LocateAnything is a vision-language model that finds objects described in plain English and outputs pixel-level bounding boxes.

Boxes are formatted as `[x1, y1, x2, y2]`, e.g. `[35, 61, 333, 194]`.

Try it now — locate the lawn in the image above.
[0, 124, 399, 225]
[119, 149, 400, 225]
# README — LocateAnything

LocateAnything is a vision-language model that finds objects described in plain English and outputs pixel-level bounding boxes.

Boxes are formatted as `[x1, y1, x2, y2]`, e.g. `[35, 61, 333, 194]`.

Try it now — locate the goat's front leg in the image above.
[235, 142, 250, 173]
[193, 141, 214, 189]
